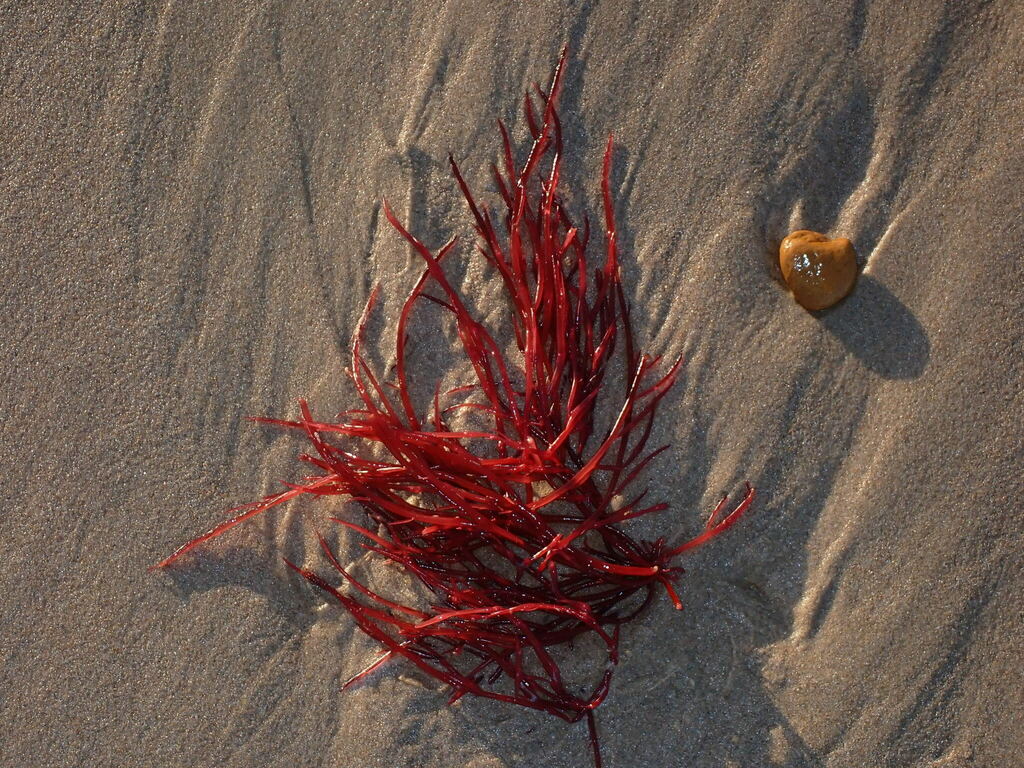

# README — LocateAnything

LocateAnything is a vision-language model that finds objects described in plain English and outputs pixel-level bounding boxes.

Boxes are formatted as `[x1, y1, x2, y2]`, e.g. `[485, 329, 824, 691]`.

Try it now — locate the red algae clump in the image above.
[157, 49, 754, 767]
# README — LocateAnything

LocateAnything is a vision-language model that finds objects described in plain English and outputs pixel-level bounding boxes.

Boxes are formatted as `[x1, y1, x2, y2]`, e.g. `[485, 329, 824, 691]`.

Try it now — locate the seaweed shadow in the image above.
[818, 274, 930, 379]
[160, 545, 318, 632]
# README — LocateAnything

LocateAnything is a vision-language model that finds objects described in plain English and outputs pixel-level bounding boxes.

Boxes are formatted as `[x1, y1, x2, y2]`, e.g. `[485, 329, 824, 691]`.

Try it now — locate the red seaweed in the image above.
[156, 47, 754, 767]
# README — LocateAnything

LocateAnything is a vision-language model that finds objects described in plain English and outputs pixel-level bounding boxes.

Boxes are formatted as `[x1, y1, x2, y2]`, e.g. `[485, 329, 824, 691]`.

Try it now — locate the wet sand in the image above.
[2, 2, 1021, 766]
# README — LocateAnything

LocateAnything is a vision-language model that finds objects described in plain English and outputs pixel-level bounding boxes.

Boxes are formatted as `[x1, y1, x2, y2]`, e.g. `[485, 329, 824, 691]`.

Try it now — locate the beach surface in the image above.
[1, 2, 1021, 766]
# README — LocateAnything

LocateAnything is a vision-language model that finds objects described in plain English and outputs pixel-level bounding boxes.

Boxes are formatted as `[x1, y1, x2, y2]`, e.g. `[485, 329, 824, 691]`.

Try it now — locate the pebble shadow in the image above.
[818, 274, 930, 380]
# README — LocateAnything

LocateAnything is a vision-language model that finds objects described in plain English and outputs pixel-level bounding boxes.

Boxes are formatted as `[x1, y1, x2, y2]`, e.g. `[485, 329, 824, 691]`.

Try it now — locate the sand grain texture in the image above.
[1, 2, 1021, 767]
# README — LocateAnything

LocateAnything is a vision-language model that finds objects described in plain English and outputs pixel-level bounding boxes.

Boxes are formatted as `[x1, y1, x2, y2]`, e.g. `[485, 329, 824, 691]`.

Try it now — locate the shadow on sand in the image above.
[818, 275, 930, 379]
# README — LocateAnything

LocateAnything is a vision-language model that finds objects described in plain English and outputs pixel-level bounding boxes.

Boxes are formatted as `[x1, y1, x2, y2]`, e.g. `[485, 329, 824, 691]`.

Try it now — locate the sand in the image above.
[1, 2, 1021, 767]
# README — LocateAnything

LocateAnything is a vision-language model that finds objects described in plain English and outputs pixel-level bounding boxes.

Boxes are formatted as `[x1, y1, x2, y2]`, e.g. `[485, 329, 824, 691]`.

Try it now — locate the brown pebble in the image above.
[778, 230, 858, 310]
